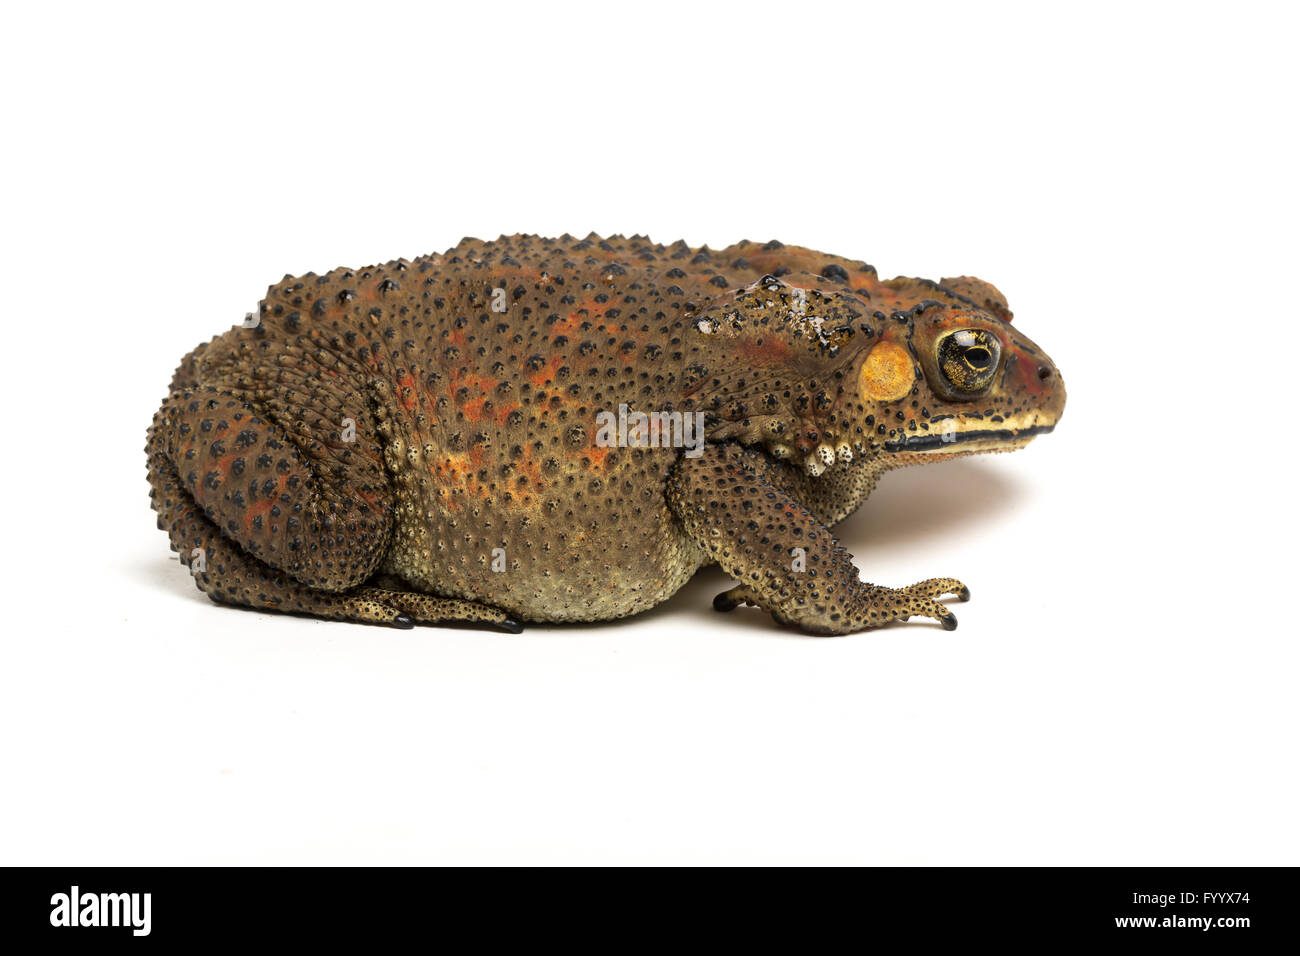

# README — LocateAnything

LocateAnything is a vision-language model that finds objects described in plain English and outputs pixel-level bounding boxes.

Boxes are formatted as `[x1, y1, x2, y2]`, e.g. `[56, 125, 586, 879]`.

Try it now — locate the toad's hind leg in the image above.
[147, 375, 522, 632]
[146, 353, 409, 625]
[148, 384, 392, 591]
[148, 455, 522, 631]
[148, 445, 414, 627]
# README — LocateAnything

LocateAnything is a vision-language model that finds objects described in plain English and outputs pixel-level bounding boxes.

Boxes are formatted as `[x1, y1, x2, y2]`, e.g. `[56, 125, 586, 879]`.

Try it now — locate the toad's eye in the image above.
[937, 329, 1001, 394]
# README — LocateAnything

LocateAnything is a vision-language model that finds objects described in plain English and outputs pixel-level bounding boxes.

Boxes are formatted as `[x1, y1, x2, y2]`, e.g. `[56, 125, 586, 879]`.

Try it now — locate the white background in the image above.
[2, 1, 1295, 865]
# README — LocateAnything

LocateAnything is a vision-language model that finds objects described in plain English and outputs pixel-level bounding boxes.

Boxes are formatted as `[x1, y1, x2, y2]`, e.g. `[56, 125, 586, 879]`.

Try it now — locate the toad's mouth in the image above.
[884, 423, 1055, 453]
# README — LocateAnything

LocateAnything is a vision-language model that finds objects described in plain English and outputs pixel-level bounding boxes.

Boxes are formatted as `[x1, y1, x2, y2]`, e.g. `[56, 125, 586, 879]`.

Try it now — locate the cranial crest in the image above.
[693, 275, 872, 357]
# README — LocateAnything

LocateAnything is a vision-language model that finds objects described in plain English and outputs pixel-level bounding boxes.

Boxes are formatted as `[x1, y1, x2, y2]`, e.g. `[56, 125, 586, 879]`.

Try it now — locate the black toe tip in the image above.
[393, 614, 416, 629]
[713, 592, 738, 612]
[941, 612, 958, 631]
[495, 618, 524, 634]
[958, 586, 971, 602]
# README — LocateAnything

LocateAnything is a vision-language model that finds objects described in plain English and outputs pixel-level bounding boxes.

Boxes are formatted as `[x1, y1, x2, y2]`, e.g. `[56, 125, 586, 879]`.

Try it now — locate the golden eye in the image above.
[937, 329, 1001, 394]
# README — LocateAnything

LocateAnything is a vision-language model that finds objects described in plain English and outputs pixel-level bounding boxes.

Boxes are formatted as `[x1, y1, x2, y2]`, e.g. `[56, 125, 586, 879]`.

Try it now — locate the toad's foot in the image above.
[714, 578, 968, 633]
[352, 587, 523, 633]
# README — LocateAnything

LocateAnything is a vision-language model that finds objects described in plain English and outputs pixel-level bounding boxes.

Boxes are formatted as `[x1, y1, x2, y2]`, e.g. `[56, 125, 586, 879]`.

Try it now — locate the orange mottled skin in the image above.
[146, 234, 1065, 634]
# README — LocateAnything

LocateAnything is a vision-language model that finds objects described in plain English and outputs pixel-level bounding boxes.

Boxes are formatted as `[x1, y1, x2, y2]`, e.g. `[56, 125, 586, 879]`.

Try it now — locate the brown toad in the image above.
[146, 234, 1065, 634]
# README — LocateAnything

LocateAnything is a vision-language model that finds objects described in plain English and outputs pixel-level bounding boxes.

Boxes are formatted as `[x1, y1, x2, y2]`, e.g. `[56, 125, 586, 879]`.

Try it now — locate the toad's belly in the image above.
[379, 492, 705, 623]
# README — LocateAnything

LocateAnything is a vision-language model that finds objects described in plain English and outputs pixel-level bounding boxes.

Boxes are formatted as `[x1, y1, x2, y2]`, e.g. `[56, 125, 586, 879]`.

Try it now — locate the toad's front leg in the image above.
[666, 443, 968, 635]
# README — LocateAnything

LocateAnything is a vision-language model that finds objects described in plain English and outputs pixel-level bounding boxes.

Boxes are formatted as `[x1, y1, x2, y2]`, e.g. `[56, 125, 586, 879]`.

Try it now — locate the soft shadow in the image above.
[637, 563, 732, 623]
[837, 457, 1025, 556]
[136, 553, 210, 605]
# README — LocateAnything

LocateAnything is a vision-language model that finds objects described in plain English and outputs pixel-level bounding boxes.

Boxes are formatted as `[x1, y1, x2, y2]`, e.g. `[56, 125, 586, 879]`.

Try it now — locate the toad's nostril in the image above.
[1037, 365, 1052, 380]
